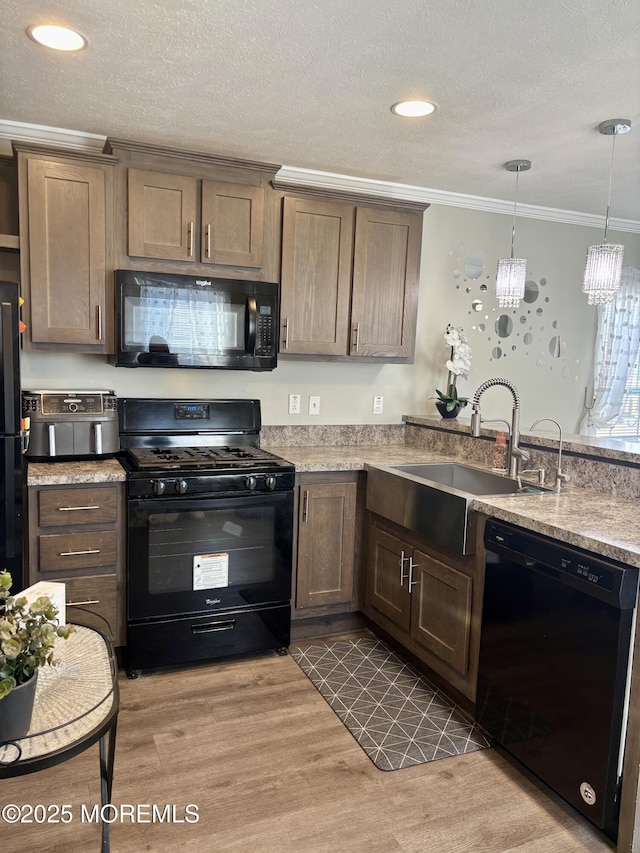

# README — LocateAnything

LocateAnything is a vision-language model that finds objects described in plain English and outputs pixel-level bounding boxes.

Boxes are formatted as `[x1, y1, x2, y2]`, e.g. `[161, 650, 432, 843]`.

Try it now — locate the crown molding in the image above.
[0, 120, 106, 155]
[275, 166, 640, 234]
[1, 121, 638, 233]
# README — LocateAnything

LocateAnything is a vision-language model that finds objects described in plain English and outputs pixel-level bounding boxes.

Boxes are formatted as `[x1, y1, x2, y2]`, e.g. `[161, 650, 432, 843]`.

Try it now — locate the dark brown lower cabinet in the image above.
[295, 477, 358, 610]
[366, 515, 483, 701]
[27, 482, 125, 645]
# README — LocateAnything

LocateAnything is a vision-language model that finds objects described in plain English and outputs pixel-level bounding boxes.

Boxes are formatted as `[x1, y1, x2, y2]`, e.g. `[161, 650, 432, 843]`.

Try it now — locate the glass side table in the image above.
[0, 625, 119, 852]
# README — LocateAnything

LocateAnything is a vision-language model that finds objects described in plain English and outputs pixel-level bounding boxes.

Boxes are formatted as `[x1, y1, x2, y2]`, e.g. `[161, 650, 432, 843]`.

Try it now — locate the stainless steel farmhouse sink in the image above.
[366, 462, 550, 555]
[391, 462, 526, 496]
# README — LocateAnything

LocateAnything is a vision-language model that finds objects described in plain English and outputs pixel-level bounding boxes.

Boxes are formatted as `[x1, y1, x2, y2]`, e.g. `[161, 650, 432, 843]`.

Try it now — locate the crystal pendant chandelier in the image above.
[496, 160, 531, 309]
[582, 119, 631, 306]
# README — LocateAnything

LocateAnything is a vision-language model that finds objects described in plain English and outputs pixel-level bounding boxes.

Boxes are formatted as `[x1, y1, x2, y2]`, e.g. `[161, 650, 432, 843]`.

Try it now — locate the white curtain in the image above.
[580, 266, 640, 435]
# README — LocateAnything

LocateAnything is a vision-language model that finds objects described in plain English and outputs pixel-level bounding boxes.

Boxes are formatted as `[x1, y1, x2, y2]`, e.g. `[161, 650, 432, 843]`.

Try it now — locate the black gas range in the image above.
[119, 398, 294, 676]
[120, 443, 295, 499]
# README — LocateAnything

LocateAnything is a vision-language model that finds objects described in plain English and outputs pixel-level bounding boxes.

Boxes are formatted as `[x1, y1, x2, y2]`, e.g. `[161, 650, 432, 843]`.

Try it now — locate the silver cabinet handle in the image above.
[188, 221, 194, 257]
[352, 323, 360, 353]
[302, 489, 309, 523]
[59, 549, 100, 556]
[408, 557, 420, 590]
[283, 317, 289, 350]
[206, 223, 211, 259]
[67, 599, 100, 607]
[96, 305, 103, 341]
[58, 505, 100, 512]
[94, 422, 103, 455]
[399, 550, 410, 585]
[48, 423, 56, 457]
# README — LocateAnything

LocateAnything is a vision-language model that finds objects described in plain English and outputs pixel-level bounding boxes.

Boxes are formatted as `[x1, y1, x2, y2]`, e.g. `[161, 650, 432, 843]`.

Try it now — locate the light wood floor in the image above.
[0, 646, 615, 853]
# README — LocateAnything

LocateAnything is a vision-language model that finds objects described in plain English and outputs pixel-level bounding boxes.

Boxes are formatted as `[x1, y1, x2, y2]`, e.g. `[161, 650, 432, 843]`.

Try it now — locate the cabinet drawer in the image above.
[57, 574, 117, 640]
[39, 530, 117, 572]
[38, 487, 118, 527]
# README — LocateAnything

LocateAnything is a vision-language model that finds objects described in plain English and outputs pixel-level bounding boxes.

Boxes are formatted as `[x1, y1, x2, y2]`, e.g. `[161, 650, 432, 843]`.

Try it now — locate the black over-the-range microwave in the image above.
[110, 270, 280, 370]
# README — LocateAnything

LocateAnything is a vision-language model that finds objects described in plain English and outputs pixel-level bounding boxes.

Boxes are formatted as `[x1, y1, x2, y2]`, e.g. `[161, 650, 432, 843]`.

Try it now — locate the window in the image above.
[582, 267, 640, 440]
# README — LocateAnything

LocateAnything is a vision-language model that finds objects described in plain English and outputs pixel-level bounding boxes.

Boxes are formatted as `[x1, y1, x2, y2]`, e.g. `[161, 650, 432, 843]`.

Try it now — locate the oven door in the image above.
[127, 491, 293, 621]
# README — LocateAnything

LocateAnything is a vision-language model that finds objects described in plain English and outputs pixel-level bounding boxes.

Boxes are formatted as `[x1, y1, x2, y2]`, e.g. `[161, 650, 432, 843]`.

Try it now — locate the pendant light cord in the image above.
[510, 167, 521, 260]
[603, 131, 617, 243]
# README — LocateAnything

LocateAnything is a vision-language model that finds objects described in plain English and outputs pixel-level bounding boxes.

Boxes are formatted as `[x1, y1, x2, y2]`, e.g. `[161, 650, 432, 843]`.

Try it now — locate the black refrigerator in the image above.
[0, 282, 23, 591]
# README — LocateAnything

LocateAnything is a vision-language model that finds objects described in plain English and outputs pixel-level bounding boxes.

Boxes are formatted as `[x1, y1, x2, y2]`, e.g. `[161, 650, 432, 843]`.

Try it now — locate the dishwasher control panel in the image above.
[485, 520, 637, 604]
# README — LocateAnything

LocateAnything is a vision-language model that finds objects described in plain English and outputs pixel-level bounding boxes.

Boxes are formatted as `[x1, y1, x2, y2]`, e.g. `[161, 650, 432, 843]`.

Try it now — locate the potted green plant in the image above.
[0, 571, 75, 742]
[434, 324, 472, 418]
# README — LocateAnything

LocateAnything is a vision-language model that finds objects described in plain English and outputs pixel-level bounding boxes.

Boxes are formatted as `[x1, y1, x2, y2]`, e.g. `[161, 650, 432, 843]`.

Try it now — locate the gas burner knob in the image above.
[153, 480, 166, 496]
[245, 475, 257, 491]
[176, 479, 188, 495]
[265, 475, 277, 491]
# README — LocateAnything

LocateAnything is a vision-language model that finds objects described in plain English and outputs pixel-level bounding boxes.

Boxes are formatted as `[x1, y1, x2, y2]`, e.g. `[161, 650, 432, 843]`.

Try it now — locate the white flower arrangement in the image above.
[435, 324, 473, 411]
[444, 324, 472, 378]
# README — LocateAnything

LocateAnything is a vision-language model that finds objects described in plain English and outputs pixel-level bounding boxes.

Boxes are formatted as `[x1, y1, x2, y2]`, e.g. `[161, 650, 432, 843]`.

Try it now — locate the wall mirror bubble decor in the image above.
[464, 256, 484, 279]
[495, 315, 513, 337]
[449, 245, 572, 380]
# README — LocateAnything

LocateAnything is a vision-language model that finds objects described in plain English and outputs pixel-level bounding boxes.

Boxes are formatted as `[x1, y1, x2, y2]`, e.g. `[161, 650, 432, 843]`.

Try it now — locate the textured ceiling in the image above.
[1, 0, 639, 222]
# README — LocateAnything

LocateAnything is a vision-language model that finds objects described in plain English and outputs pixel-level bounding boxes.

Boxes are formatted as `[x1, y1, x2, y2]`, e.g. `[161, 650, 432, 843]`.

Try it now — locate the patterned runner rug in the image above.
[291, 637, 491, 771]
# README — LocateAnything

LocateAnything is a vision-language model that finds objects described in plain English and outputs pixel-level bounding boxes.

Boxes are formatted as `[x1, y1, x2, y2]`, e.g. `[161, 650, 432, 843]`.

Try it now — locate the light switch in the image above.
[309, 396, 320, 415]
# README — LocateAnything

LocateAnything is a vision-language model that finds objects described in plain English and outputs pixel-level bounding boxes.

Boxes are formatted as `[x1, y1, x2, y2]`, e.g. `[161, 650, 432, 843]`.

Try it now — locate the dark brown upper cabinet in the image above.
[276, 186, 426, 361]
[107, 139, 281, 282]
[15, 143, 117, 352]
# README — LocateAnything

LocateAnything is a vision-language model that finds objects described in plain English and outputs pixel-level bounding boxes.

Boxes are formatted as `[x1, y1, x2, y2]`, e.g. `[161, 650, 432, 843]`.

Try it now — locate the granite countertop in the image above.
[27, 447, 640, 570]
[26, 458, 127, 486]
[265, 444, 640, 569]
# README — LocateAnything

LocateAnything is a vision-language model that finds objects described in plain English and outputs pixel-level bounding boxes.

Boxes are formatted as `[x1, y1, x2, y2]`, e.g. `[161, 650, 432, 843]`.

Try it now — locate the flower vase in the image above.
[436, 402, 462, 419]
[0, 670, 38, 743]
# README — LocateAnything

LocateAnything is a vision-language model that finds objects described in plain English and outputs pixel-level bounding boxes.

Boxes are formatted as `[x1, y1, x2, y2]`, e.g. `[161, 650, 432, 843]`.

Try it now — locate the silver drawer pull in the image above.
[59, 549, 101, 556]
[58, 505, 101, 512]
[67, 599, 100, 607]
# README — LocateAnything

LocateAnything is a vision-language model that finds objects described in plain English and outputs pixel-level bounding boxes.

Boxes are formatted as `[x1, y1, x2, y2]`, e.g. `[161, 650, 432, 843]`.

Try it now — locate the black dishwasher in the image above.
[477, 520, 638, 841]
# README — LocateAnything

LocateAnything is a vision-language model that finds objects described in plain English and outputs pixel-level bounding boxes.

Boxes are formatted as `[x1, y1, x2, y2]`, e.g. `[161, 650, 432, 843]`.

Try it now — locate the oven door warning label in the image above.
[193, 553, 229, 590]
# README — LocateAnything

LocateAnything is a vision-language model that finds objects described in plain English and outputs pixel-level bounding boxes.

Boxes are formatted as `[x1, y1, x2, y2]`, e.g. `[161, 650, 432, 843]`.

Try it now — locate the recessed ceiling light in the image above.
[391, 100, 437, 118]
[27, 24, 87, 52]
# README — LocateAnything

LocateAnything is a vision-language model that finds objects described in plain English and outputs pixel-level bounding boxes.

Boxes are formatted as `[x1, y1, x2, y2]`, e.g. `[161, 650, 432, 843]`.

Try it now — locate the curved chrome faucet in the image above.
[530, 417, 570, 492]
[470, 378, 530, 477]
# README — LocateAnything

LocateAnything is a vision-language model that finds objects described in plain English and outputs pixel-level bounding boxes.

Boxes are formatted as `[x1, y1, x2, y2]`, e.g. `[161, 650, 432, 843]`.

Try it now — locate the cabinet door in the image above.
[409, 549, 472, 676]
[367, 527, 411, 631]
[201, 181, 264, 268]
[280, 197, 353, 355]
[296, 482, 357, 608]
[26, 158, 107, 346]
[128, 169, 197, 261]
[350, 207, 422, 358]
[59, 573, 118, 641]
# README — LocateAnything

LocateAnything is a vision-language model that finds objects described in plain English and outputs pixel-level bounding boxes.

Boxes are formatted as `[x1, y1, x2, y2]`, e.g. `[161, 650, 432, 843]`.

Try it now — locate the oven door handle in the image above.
[191, 619, 236, 634]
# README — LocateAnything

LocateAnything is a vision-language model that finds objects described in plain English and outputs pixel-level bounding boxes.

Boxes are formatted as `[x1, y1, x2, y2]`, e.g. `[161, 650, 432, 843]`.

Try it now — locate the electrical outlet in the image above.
[373, 395, 384, 415]
[309, 396, 320, 416]
[288, 394, 301, 415]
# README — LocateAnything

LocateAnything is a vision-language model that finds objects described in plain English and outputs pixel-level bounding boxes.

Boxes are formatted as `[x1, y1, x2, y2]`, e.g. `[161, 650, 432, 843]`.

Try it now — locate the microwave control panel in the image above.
[255, 305, 275, 355]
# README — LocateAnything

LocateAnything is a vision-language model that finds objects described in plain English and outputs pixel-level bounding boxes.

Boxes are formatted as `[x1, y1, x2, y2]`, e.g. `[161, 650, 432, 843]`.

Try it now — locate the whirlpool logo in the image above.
[205, 598, 221, 606]
[195, 279, 212, 287]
